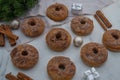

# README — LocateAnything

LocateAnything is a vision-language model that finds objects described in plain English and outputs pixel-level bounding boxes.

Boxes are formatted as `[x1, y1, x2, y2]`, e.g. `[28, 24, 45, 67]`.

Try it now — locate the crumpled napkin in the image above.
[27, 0, 113, 28]
[36, 0, 113, 15]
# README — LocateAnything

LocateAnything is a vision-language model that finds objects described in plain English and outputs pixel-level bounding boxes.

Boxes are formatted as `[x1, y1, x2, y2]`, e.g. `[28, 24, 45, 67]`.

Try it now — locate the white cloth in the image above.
[36, 0, 113, 16]
[27, 0, 113, 26]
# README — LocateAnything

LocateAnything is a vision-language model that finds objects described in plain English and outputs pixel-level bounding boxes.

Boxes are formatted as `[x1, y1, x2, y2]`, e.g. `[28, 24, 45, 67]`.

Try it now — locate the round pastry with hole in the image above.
[71, 16, 94, 36]
[46, 28, 71, 52]
[20, 16, 45, 37]
[102, 29, 120, 51]
[46, 3, 68, 21]
[10, 44, 39, 69]
[80, 42, 108, 67]
[47, 56, 76, 80]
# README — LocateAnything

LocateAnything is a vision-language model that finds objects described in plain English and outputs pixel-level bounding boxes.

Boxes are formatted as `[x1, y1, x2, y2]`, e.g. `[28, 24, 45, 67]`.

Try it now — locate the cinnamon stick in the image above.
[3, 25, 16, 46]
[96, 10, 112, 28]
[0, 27, 18, 40]
[17, 72, 33, 80]
[5, 72, 18, 80]
[94, 14, 107, 31]
[0, 26, 5, 47]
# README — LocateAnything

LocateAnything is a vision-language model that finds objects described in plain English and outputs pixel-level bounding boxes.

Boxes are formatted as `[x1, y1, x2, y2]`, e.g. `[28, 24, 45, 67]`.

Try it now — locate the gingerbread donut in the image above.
[46, 28, 71, 52]
[20, 16, 45, 37]
[10, 44, 39, 69]
[46, 3, 68, 21]
[71, 16, 94, 36]
[47, 56, 76, 80]
[102, 29, 120, 51]
[80, 42, 108, 67]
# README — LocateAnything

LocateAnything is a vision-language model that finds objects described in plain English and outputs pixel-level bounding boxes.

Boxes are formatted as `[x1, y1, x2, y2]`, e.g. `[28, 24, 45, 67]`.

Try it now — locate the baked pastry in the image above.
[71, 16, 94, 36]
[20, 16, 45, 37]
[10, 44, 39, 69]
[46, 3, 68, 21]
[80, 42, 108, 67]
[46, 28, 71, 52]
[102, 29, 120, 51]
[47, 56, 76, 80]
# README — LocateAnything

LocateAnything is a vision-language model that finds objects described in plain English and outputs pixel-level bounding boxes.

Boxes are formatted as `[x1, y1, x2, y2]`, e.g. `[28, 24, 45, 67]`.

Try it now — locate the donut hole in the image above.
[22, 51, 28, 56]
[59, 64, 65, 70]
[112, 33, 119, 39]
[55, 7, 61, 11]
[80, 20, 86, 24]
[56, 33, 61, 39]
[28, 21, 36, 26]
[92, 48, 98, 54]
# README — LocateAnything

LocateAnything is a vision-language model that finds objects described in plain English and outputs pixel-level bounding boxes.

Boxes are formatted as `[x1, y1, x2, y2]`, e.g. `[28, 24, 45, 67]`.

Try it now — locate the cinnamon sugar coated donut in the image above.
[21, 16, 45, 37]
[102, 29, 120, 51]
[71, 16, 94, 36]
[46, 3, 68, 21]
[46, 28, 71, 52]
[47, 56, 76, 80]
[80, 42, 108, 67]
[10, 44, 39, 69]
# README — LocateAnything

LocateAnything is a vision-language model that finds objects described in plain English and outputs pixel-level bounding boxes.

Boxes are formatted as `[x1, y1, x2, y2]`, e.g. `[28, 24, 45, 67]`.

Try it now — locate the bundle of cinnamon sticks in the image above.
[0, 24, 19, 47]
[5, 72, 33, 80]
[94, 10, 112, 31]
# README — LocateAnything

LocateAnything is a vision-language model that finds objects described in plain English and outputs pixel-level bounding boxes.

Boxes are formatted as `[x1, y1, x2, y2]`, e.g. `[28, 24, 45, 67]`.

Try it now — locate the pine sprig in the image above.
[0, 0, 38, 21]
